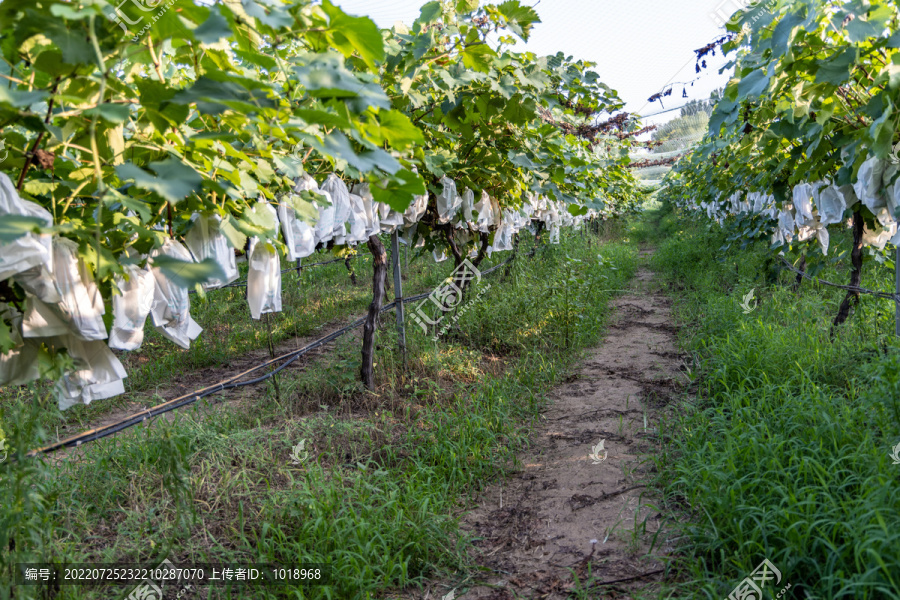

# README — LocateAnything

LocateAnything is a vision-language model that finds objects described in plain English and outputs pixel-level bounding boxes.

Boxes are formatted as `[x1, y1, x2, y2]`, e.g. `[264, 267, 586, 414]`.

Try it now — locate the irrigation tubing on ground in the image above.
[29, 254, 517, 457]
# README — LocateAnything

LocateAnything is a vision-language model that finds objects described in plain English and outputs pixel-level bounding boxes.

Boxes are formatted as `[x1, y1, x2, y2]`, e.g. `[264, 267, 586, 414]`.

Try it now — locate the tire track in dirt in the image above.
[435, 250, 686, 600]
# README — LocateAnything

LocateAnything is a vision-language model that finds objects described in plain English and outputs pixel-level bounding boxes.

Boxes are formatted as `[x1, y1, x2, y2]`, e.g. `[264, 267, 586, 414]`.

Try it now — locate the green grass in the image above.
[638, 202, 900, 600]
[0, 223, 638, 600]
[1, 245, 463, 431]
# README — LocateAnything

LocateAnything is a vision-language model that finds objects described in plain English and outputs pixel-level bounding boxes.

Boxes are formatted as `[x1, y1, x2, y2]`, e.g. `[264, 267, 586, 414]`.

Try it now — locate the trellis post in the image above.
[391, 231, 407, 367]
[895, 246, 900, 336]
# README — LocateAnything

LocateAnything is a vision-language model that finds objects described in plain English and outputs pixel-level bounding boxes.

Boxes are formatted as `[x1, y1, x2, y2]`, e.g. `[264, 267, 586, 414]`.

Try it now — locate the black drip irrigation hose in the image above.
[32, 292, 449, 455]
[30, 253, 518, 456]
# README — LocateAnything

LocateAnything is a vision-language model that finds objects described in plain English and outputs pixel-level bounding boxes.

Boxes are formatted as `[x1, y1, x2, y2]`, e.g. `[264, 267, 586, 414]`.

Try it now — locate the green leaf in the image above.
[0, 87, 47, 108]
[219, 214, 248, 249]
[116, 159, 204, 204]
[284, 192, 320, 224]
[193, 6, 233, 44]
[240, 0, 293, 28]
[0, 317, 15, 353]
[815, 47, 857, 85]
[461, 43, 496, 73]
[845, 15, 882, 43]
[23, 180, 60, 196]
[49, 4, 98, 20]
[321, 0, 385, 69]
[46, 21, 95, 64]
[497, 1, 541, 41]
[102, 189, 152, 222]
[0, 215, 45, 243]
[151, 255, 226, 289]
[869, 96, 894, 159]
[417, 2, 442, 25]
[307, 131, 401, 174]
[456, 0, 480, 13]
[737, 69, 770, 99]
[171, 76, 277, 115]
[378, 110, 424, 149]
[370, 169, 425, 212]
[273, 156, 306, 178]
[83, 103, 132, 124]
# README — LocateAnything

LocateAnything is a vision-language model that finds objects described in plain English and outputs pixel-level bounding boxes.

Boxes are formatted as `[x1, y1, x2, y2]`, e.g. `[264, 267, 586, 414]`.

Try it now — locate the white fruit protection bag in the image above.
[346, 193, 369, 245]
[11, 198, 59, 304]
[792, 183, 816, 226]
[293, 174, 333, 247]
[437, 177, 461, 224]
[22, 237, 108, 341]
[322, 174, 352, 245]
[278, 191, 317, 260]
[404, 188, 428, 226]
[109, 263, 156, 351]
[378, 200, 405, 233]
[55, 334, 128, 411]
[149, 238, 203, 349]
[0, 172, 53, 282]
[457, 189, 475, 229]
[0, 304, 40, 386]
[184, 213, 239, 289]
[854, 156, 887, 213]
[247, 201, 283, 320]
[352, 183, 382, 238]
[816, 184, 849, 226]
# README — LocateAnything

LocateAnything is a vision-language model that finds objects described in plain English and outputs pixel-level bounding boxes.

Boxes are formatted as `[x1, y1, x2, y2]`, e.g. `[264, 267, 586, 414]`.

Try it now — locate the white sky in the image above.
[333, 0, 737, 128]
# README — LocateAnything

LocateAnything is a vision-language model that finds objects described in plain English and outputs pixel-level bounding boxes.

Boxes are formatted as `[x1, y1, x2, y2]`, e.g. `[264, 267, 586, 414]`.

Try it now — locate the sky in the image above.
[332, 0, 737, 130]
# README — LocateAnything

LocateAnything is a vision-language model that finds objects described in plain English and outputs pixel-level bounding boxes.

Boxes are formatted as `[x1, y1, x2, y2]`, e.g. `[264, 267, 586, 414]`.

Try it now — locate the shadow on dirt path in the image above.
[426, 248, 688, 600]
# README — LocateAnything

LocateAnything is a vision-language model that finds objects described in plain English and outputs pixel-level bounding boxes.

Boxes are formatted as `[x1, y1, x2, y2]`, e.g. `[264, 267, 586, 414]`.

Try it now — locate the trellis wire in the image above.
[778, 257, 900, 302]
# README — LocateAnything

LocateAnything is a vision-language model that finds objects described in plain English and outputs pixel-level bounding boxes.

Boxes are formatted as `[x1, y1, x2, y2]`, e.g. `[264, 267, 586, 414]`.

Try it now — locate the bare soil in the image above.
[419, 252, 688, 600]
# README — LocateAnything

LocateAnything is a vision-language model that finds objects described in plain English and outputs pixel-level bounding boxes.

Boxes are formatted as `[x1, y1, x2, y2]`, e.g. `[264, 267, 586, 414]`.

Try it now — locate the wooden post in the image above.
[895, 246, 900, 336]
[391, 231, 407, 367]
[296, 258, 302, 278]
[361, 235, 387, 390]
[833, 210, 864, 328]
[345, 255, 358, 285]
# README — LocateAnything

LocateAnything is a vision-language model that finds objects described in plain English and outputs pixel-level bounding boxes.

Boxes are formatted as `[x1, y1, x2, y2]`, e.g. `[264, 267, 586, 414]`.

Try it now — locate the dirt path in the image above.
[435, 250, 686, 600]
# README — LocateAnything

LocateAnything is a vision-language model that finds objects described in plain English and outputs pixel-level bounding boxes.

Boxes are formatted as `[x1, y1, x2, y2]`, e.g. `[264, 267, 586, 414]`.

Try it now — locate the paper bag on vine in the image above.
[247, 202, 282, 320]
[184, 213, 239, 289]
[149, 238, 203, 349]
